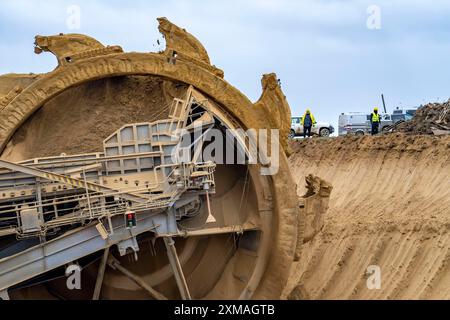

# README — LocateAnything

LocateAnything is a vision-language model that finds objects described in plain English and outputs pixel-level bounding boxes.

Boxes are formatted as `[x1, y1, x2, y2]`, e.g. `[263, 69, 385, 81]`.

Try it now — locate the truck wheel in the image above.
[289, 129, 296, 139]
[319, 128, 330, 137]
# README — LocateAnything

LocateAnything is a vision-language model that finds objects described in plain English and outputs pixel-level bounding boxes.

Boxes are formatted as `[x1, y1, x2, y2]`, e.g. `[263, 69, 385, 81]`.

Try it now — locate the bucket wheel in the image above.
[0, 18, 300, 300]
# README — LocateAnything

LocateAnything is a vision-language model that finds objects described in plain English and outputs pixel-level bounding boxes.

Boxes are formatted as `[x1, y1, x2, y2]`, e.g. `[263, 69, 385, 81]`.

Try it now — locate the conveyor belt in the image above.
[0, 159, 149, 204]
[0, 210, 159, 293]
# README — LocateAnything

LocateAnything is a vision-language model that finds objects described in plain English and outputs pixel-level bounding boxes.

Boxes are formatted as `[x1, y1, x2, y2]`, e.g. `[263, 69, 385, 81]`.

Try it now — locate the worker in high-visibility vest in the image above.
[370, 107, 381, 135]
[302, 109, 316, 138]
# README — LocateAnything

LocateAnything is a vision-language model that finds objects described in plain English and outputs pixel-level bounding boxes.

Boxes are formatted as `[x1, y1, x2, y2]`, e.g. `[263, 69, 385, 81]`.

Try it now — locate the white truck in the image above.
[290, 116, 335, 138]
[338, 109, 416, 136]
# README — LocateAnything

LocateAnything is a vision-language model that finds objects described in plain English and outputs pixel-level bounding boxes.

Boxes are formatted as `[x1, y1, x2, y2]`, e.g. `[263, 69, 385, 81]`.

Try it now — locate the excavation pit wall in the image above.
[285, 134, 450, 300]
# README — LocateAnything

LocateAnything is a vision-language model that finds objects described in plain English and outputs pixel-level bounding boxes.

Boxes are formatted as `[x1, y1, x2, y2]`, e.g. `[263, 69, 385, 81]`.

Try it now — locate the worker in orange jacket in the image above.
[302, 109, 316, 138]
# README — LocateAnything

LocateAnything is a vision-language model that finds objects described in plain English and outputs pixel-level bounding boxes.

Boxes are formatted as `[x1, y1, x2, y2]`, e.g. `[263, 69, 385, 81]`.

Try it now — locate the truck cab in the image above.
[338, 112, 393, 136]
[391, 108, 417, 123]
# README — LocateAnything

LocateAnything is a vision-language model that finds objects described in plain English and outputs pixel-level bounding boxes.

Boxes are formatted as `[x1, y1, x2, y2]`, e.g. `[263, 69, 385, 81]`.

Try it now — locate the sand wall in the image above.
[286, 134, 450, 299]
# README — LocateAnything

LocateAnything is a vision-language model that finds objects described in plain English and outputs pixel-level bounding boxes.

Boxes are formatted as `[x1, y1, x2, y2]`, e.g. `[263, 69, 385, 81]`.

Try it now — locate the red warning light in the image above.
[125, 211, 137, 229]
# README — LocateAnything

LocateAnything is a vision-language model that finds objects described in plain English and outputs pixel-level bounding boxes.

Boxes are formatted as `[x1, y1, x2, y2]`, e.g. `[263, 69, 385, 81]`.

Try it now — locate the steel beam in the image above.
[0, 228, 16, 237]
[0, 159, 148, 204]
[156, 223, 258, 238]
[92, 247, 109, 300]
[108, 256, 168, 300]
[163, 237, 191, 300]
[0, 211, 158, 292]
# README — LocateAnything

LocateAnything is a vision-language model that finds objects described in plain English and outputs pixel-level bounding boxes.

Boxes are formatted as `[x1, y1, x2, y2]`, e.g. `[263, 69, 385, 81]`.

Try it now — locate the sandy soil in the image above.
[285, 134, 450, 299]
[1, 75, 187, 161]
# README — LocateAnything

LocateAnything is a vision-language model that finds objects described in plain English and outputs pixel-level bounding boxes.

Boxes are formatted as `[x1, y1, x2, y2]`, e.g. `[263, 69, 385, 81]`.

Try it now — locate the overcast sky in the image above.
[1, 0, 450, 129]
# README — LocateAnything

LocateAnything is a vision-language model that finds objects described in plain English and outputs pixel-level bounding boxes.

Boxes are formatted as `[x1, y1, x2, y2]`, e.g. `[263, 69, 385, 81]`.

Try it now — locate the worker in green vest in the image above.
[302, 109, 316, 138]
[370, 107, 381, 135]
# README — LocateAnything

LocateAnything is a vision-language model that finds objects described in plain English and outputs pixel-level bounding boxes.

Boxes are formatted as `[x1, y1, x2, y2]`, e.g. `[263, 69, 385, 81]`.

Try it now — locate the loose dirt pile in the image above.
[397, 100, 450, 134]
[285, 134, 450, 299]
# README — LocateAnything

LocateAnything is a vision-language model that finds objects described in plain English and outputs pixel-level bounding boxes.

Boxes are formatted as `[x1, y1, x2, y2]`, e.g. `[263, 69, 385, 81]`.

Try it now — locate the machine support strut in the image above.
[92, 247, 110, 300]
[0, 159, 148, 204]
[108, 256, 168, 300]
[163, 237, 192, 300]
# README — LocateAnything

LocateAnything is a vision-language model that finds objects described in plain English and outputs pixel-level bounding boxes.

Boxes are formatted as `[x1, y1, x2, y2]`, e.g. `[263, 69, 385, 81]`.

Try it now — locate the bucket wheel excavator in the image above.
[0, 18, 331, 300]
